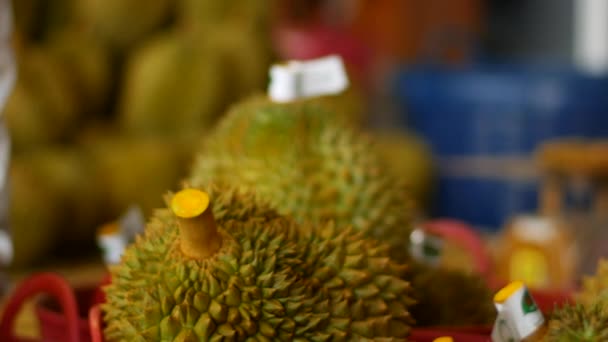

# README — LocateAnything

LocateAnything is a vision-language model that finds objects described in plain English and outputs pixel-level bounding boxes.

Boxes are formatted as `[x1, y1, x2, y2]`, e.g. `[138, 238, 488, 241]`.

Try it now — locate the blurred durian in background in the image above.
[4, 0, 276, 268]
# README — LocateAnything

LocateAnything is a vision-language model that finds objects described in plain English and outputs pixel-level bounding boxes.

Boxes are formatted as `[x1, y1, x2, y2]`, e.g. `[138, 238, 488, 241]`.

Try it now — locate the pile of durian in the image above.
[102, 94, 494, 340]
[5, 0, 273, 267]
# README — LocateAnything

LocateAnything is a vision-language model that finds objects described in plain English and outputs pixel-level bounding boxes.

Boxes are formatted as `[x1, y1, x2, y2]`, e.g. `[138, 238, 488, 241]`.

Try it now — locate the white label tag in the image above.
[97, 205, 145, 265]
[493, 284, 544, 341]
[119, 205, 145, 240]
[268, 55, 349, 102]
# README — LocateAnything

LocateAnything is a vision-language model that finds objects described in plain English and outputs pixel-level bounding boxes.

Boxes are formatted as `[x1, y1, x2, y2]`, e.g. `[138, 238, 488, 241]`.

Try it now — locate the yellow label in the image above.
[509, 249, 549, 288]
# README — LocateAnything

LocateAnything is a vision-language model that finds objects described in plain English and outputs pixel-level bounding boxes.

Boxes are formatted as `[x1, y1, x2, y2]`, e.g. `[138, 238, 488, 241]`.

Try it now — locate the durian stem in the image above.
[171, 189, 222, 259]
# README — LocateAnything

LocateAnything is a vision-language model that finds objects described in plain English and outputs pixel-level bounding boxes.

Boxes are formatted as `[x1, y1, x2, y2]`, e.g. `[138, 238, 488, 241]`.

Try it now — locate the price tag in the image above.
[268, 55, 349, 102]
[97, 206, 145, 265]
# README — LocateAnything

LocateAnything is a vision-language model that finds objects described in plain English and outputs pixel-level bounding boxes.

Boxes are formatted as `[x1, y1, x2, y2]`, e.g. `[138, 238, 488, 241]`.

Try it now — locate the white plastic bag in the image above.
[0, 0, 16, 268]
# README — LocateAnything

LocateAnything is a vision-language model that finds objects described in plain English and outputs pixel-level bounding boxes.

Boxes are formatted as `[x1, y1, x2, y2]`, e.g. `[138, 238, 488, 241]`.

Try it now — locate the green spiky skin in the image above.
[296, 223, 413, 339]
[545, 302, 608, 342]
[188, 96, 412, 262]
[407, 263, 495, 326]
[578, 259, 608, 308]
[103, 186, 412, 341]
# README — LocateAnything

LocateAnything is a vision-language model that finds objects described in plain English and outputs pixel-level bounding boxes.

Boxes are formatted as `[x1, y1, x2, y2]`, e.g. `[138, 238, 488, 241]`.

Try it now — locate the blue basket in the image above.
[394, 64, 608, 230]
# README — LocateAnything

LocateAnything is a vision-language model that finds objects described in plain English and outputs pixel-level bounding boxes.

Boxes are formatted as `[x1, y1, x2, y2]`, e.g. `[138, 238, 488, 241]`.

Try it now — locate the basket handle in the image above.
[0, 273, 80, 342]
[89, 305, 104, 342]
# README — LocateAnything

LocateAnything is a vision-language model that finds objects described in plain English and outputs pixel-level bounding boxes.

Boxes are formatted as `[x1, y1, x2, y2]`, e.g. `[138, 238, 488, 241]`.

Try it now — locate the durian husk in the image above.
[118, 32, 227, 136]
[73, 0, 173, 50]
[103, 185, 413, 340]
[207, 24, 272, 102]
[408, 262, 496, 327]
[544, 301, 608, 342]
[8, 157, 59, 268]
[8, 147, 103, 266]
[578, 259, 608, 307]
[177, 0, 272, 35]
[84, 135, 193, 218]
[4, 47, 80, 150]
[45, 28, 112, 115]
[373, 130, 435, 213]
[189, 95, 497, 328]
[188, 95, 413, 262]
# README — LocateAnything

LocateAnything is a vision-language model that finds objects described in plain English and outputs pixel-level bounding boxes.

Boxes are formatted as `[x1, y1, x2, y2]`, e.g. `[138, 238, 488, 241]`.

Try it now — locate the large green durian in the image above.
[188, 96, 412, 261]
[188, 96, 495, 327]
[103, 186, 412, 340]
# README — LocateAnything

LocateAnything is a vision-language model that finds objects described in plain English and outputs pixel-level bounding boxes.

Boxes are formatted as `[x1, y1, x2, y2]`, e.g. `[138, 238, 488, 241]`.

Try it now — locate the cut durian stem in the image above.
[171, 189, 222, 259]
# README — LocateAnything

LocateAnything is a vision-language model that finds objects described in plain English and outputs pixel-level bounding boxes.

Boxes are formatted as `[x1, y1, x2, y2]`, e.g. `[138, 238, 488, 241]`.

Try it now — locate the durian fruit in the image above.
[4, 47, 80, 149]
[177, 0, 271, 34]
[309, 85, 368, 128]
[74, 0, 173, 50]
[208, 24, 272, 102]
[118, 32, 227, 136]
[188, 95, 413, 261]
[8, 156, 60, 267]
[8, 147, 102, 266]
[544, 301, 608, 341]
[103, 186, 412, 340]
[84, 135, 193, 218]
[188, 96, 495, 327]
[45, 28, 112, 115]
[407, 263, 495, 326]
[373, 130, 435, 213]
[578, 259, 608, 307]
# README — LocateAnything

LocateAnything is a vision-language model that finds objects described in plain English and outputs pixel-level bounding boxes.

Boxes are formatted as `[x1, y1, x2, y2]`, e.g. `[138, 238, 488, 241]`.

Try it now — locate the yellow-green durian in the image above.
[74, 0, 173, 50]
[84, 135, 191, 218]
[544, 301, 608, 342]
[103, 186, 412, 340]
[118, 32, 226, 136]
[4, 47, 79, 149]
[45, 28, 112, 115]
[188, 95, 412, 261]
[578, 259, 608, 308]
[373, 130, 435, 213]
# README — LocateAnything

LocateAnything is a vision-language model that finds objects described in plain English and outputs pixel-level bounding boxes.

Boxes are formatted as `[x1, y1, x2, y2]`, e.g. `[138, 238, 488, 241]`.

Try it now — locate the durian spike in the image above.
[171, 189, 222, 259]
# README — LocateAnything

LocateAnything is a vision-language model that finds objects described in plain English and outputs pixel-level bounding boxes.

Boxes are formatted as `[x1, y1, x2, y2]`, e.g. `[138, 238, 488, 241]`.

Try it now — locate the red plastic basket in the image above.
[0, 273, 81, 342]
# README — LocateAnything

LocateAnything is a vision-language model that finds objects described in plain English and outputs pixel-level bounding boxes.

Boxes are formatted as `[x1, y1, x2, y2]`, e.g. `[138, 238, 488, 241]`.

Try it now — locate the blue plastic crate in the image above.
[394, 64, 608, 230]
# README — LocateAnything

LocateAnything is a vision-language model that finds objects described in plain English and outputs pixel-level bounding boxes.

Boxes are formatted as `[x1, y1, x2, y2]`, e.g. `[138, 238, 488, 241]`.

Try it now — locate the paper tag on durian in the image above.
[268, 55, 349, 102]
[97, 205, 145, 265]
[0, 0, 16, 268]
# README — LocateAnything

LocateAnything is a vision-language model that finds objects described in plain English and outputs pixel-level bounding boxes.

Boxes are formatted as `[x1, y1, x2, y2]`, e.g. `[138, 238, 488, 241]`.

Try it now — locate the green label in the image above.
[521, 289, 539, 314]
